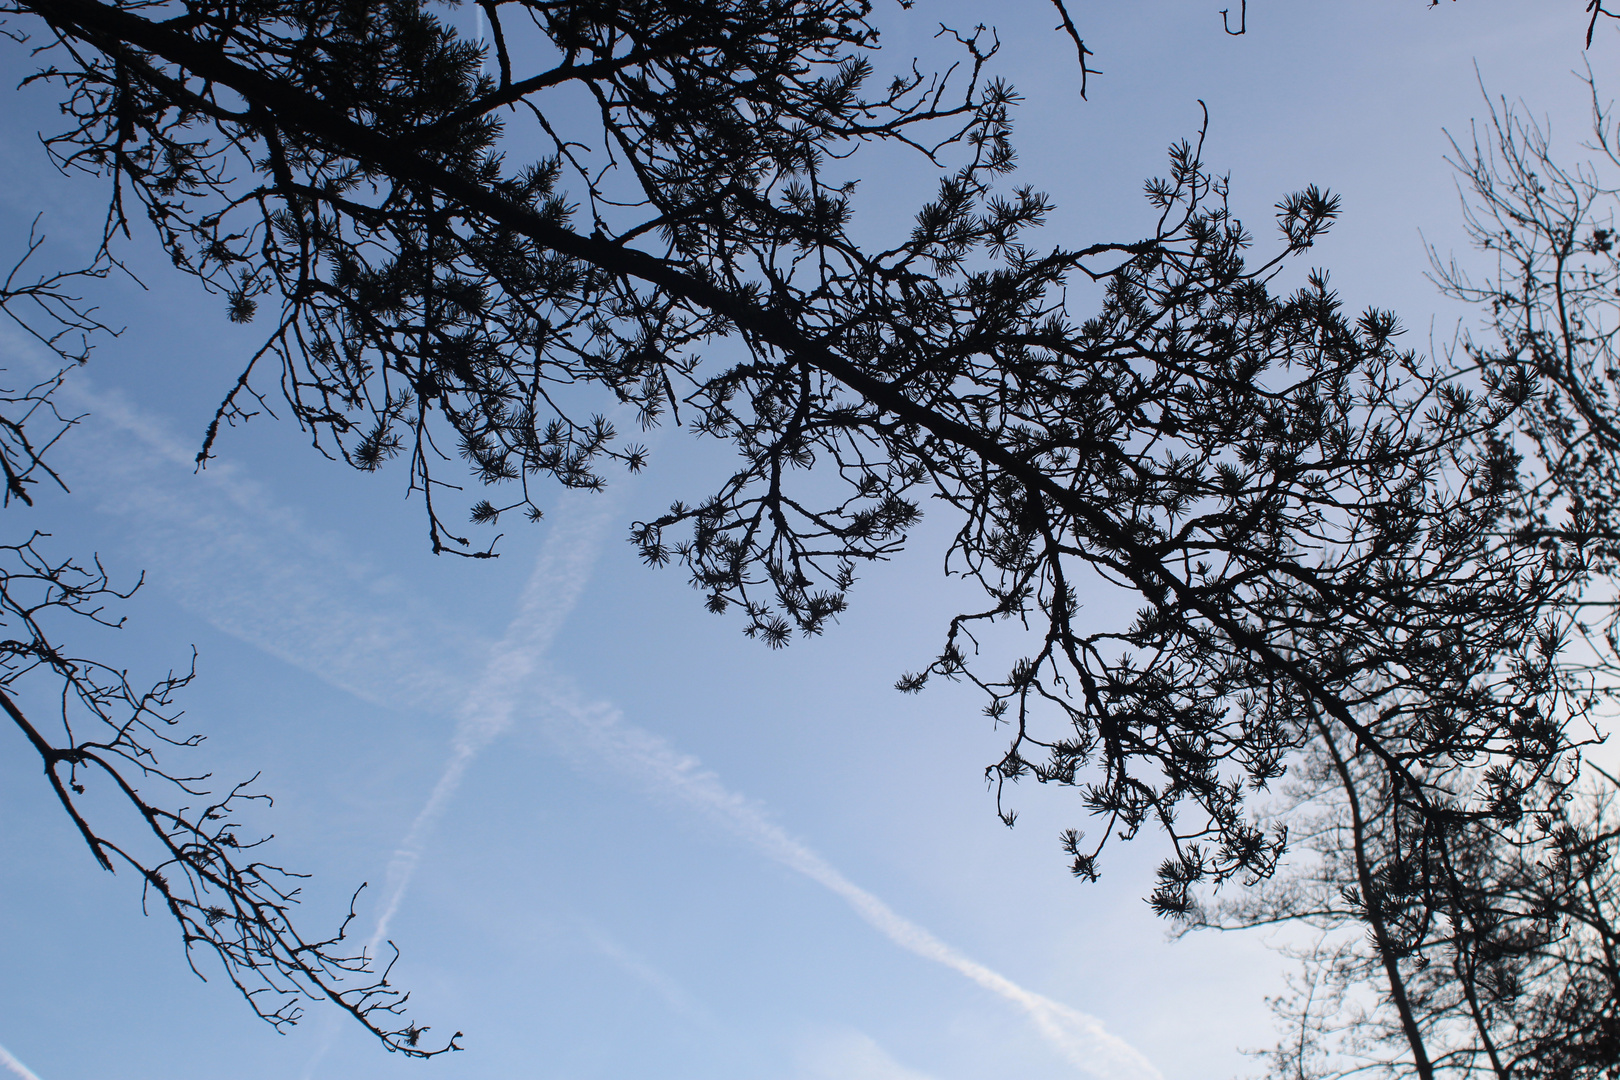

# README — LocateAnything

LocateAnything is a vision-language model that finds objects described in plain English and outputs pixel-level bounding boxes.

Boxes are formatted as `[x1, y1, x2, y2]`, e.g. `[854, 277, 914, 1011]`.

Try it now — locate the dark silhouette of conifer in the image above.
[0, 1, 1616, 1067]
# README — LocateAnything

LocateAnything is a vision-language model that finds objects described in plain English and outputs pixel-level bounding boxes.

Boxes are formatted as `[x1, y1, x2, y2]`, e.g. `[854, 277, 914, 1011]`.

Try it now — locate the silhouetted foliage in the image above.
[1188, 749, 1620, 1080]
[0, 197, 460, 1056]
[1171, 79, 1620, 1080]
[0, 0, 1610, 1062]
[1433, 76, 1620, 624]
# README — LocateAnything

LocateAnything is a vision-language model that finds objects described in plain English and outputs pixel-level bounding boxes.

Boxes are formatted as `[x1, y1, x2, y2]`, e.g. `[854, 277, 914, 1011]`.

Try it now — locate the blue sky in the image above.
[0, 3, 1609, 1079]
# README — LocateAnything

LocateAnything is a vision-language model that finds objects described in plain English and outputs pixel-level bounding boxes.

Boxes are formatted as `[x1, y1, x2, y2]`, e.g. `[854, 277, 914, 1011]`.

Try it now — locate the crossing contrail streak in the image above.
[363, 489, 619, 954]
[6, 340, 1159, 1078]
[295, 490, 620, 1080]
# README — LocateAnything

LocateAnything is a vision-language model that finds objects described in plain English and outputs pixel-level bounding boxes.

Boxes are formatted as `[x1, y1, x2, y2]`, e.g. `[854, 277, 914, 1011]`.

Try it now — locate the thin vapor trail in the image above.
[37, 357, 490, 717]
[301, 489, 619, 1080]
[363, 489, 618, 953]
[0, 1043, 43, 1080]
[538, 687, 1164, 1080]
[6, 338, 1158, 1077]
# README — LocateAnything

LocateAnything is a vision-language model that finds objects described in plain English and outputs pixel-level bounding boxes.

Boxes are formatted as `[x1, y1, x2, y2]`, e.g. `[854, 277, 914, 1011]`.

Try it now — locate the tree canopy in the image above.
[1171, 74, 1620, 1080]
[2, 0, 1617, 1070]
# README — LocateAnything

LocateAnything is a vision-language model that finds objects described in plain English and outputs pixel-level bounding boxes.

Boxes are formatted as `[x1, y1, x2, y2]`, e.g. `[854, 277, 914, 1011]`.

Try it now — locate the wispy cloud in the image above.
[580, 919, 714, 1026]
[0, 1042, 43, 1080]
[796, 1028, 941, 1080]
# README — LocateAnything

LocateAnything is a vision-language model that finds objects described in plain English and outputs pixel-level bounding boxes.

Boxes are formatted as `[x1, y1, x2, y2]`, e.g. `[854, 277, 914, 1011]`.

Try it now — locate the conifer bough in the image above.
[0, 0, 1607, 1062]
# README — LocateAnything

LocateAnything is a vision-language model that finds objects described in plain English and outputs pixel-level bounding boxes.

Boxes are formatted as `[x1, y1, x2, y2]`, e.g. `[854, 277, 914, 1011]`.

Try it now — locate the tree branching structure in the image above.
[0, 222, 107, 504]
[0, 154, 458, 1057]
[0, 535, 458, 1055]
[1166, 78, 1620, 1080]
[0, 0, 1606, 1056]
[1432, 77, 1620, 638]
[1589, 1, 1620, 47]
[1189, 749, 1620, 1080]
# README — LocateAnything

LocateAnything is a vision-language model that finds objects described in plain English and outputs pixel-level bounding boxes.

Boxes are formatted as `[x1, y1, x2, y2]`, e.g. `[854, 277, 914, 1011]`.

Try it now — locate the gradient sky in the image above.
[0, 4, 1611, 1079]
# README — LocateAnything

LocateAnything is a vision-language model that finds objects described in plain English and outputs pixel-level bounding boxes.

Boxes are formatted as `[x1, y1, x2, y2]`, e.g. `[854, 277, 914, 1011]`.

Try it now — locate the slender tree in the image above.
[1431, 75, 1620, 642]
[1190, 750, 1620, 1080]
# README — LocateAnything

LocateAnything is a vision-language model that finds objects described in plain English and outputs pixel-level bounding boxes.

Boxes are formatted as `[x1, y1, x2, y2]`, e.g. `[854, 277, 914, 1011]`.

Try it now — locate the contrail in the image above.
[302, 489, 621, 1080]
[363, 488, 619, 952]
[35, 360, 490, 718]
[6, 337, 1159, 1077]
[0, 1043, 43, 1080]
[537, 686, 1164, 1080]
[579, 920, 714, 1027]
[801, 1030, 941, 1080]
